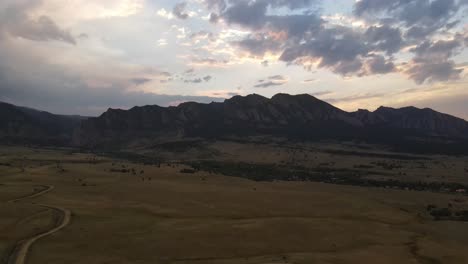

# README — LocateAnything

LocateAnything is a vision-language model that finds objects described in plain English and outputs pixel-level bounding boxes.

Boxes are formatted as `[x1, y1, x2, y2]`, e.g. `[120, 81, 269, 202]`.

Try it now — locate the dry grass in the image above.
[0, 144, 467, 263]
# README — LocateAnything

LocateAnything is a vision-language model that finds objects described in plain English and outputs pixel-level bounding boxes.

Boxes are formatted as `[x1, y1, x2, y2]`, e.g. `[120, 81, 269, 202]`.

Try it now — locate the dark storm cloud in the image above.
[173, 2, 189, 20]
[354, 0, 468, 39]
[216, 0, 467, 83]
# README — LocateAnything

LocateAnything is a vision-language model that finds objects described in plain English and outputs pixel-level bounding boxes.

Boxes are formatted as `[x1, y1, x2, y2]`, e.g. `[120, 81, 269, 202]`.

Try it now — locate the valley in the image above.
[1, 142, 467, 264]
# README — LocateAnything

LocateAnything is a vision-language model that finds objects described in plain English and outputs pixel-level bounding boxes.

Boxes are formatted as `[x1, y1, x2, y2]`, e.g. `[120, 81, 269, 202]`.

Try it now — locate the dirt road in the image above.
[5, 185, 71, 264]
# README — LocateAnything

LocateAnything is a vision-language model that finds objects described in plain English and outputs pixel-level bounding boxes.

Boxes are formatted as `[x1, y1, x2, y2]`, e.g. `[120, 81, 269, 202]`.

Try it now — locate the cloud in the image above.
[254, 74, 288, 88]
[412, 38, 464, 61]
[405, 36, 465, 83]
[268, 75, 287, 81]
[78, 33, 89, 39]
[233, 33, 283, 57]
[405, 61, 463, 84]
[302, 78, 317, 83]
[183, 75, 212, 84]
[278, 26, 369, 76]
[202, 0, 227, 13]
[365, 55, 395, 75]
[205, 0, 467, 83]
[254, 81, 284, 88]
[221, 2, 383, 77]
[0, 61, 221, 116]
[354, 0, 468, 39]
[223, 1, 323, 36]
[0, 26, 219, 116]
[173, 2, 189, 20]
[209, 13, 220, 23]
[157, 8, 174, 20]
[0, 2, 76, 45]
[130, 78, 152, 85]
[364, 25, 403, 55]
[189, 30, 215, 43]
[184, 78, 203, 83]
[184, 68, 195, 74]
[15, 0, 145, 26]
[189, 57, 229, 67]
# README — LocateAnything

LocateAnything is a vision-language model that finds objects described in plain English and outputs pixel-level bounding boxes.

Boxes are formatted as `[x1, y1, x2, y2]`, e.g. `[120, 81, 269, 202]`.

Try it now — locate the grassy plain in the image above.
[0, 143, 467, 264]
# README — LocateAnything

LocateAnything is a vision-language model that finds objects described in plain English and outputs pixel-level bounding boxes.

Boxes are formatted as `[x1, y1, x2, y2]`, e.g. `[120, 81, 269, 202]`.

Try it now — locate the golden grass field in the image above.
[1, 143, 468, 264]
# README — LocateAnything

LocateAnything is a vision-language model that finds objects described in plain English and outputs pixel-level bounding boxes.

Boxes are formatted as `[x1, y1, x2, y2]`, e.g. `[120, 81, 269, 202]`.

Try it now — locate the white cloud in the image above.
[156, 8, 174, 20]
[30, 0, 145, 26]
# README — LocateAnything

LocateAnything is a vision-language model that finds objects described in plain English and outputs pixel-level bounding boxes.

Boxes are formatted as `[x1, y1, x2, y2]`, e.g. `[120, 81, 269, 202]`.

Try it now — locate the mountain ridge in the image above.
[75, 94, 468, 151]
[2, 95, 468, 154]
[0, 101, 87, 145]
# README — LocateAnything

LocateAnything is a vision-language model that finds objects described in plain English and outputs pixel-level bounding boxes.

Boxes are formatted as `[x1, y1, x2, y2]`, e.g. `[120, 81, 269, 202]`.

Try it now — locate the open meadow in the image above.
[1, 144, 468, 264]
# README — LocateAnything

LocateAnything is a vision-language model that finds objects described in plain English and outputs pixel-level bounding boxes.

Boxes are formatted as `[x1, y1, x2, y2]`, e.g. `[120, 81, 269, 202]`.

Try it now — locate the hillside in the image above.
[0, 102, 86, 145]
[76, 94, 468, 153]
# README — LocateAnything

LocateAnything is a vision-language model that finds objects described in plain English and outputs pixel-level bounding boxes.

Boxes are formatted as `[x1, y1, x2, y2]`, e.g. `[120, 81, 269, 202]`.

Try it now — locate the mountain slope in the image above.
[0, 102, 86, 145]
[2, 94, 468, 153]
[77, 94, 468, 149]
[77, 94, 368, 147]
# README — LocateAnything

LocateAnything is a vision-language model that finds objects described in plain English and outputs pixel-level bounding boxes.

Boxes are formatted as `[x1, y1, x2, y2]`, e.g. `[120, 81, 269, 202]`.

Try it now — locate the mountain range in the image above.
[2, 94, 468, 154]
[0, 101, 85, 145]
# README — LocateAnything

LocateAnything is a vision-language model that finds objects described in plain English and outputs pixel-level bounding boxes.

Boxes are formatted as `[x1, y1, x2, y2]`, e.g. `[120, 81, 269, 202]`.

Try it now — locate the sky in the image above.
[0, 0, 467, 119]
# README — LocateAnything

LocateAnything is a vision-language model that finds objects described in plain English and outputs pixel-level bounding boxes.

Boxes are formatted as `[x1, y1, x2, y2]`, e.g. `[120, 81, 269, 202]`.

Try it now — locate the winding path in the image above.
[5, 185, 71, 264]
[7, 185, 54, 204]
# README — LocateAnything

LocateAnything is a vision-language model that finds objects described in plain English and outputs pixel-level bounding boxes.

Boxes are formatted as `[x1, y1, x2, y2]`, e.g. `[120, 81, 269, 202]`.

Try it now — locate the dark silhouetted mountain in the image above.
[372, 106, 468, 138]
[2, 94, 468, 153]
[0, 102, 86, 145]
[76, 94, 468, 152]
[76, 94, 367, 147]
